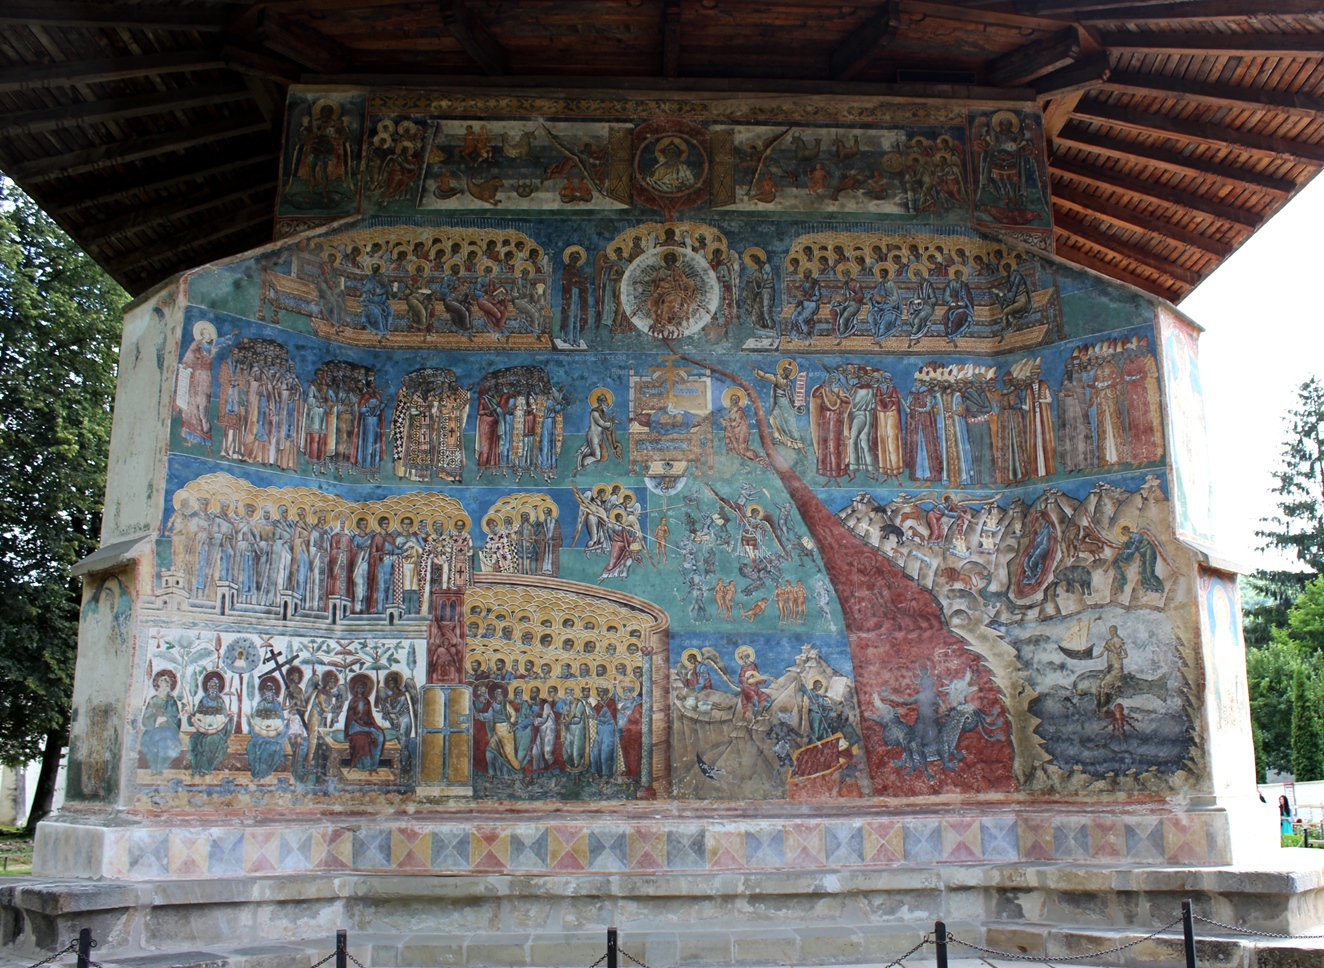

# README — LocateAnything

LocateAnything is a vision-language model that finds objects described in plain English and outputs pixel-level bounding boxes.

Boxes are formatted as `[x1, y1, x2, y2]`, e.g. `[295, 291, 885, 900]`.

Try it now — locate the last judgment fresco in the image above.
[115, 88, 1215, 810]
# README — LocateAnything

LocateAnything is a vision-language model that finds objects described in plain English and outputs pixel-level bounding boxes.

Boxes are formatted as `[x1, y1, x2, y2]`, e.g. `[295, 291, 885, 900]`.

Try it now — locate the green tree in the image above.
[1247, 639, 1303, 778]
[1292, 664, 1324, 782]
[0, 176, 124, 831]
[1274, 575, 1324, 653]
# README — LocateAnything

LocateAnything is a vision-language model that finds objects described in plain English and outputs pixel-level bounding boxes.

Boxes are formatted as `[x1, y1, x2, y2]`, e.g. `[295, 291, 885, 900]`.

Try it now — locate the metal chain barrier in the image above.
[587, 954, 608, 968]
[1192, 914, 1324, 941]
[946, 915, 1185, 963]
[881, 933, 932, 968]
[620, 948, 651, 968]
[20, 939, 78, 968]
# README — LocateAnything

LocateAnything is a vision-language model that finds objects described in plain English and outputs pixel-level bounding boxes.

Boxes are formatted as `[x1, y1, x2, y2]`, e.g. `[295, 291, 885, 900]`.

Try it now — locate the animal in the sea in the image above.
[513, 179, 539, 197]
[466, 173, 504, 206]
[831, 171, 867, 201]
[502, 129, 536, 159]
[790, 133, 821, 162]
[1054, 565, 1093, 595]
[737, 598, 770, 622]
[834, 134, 860, 161]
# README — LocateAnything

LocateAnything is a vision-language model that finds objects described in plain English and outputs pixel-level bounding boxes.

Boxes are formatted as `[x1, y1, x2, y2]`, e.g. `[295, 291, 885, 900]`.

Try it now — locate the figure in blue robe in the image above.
[360, 266, 395, 335]
[789, 274, 821, 341]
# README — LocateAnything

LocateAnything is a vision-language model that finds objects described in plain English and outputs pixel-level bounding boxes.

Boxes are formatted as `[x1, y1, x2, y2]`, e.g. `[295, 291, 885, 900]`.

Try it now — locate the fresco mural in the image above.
[112, 87, 1218, 813]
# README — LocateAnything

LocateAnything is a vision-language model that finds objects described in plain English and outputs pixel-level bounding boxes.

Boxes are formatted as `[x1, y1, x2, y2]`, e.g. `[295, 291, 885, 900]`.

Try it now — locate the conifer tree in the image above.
[1291, 664, 1324, 782]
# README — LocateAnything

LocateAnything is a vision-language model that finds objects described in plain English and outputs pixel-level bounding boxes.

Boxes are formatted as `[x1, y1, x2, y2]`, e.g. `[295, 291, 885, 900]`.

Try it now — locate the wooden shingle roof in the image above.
[2, 0, 1321, 299]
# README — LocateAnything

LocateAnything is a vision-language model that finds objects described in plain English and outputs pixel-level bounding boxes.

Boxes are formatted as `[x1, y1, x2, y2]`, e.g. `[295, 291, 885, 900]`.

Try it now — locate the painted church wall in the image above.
[77, 88, 1233, 816]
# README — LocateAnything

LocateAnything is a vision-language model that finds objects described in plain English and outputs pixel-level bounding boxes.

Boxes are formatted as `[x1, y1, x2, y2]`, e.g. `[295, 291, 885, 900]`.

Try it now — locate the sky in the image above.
[1181, 173, 1324, 573]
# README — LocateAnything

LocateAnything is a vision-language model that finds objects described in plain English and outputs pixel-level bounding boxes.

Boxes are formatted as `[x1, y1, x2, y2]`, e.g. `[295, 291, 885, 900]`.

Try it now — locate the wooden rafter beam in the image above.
[256, 9, 351, 73]
[986, 26, 1080, 87]
[82, 181, 278, 247]
[119, 204, 274, 274]
[46, 149, 277, 216]
[441, 1, 508, 77]
[1032, 53, 1110, 98]
[222, 44, 305, 84]
[0, 51, 228, 95]
[830, 0, 901, 82]
[0, 1, 231, 30]
[1104, 71, 1324, 119]
[1051, 156, 1263, 229]
[1075, 100, 1324, 165]
[1015, 0, 1202, 12]
[1055, 211, 1202, 287]
[7, 118, 270, 183]
[663, 0, 682, 79]
[1051, 182, 1234, 258]
[1053, 237, 1185, 300]
[1053, 126, 1297, 196]
[1100, 31, 1324, 58]
[1081, 1, 1324, 21]
[0, 84, 252, 141]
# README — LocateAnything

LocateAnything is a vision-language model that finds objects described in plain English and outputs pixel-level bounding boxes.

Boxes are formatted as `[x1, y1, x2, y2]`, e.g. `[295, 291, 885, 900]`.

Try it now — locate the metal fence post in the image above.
[336, 929, 347, 968]
[607, 926, 618, 968]
[76, 928, 93, 968]
[1181, 899, 1197, 968]
[934, 920, 948, 968]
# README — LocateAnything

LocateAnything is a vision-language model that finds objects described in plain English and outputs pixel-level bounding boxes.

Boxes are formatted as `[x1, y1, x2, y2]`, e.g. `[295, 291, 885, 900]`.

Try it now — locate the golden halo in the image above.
[1114, 519, 1138, 540]
[735, 645, 755, 664]
[909, 264, 928, 280]
[592, 483, 609, 499]
[839, 264, 854, 279]
[746, 503, 764, 519]
[376, 119, 396, 136]
[172, 490, 194, 510]
[721, 386, 747, 409]
[653, 135, 690, 162]
[809, 675, 826, 691]
[777, 358, 799, 379]
[562, 245, 587, 265]
[192, 320, 218, 343]
[594, 677, 612, 692]
[483, 514, 501, 534]
[742, 246, 767, 268]
[991, 110, 1020, 133]
[452, 514, 470, 532]
[397, 120, 418, 139]
[620, 490, 636, 507]
[881, 151, 904, 173]
[373, 134, 392, 150]
[410, 260, 430, 277]
[393, 247, 410, 263]
[445, 259, 465, 275]
[875, 264, 892, 280]
[370, 509, 397, 532]
[611, 509, 625, 523]
[513, 260, 536, 276]
[311, 98, 341, 119]
[591, 387, 614, 407]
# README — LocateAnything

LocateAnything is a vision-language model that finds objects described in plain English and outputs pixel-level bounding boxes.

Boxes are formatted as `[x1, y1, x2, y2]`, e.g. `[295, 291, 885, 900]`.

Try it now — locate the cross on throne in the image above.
[427, 589, 466, 684]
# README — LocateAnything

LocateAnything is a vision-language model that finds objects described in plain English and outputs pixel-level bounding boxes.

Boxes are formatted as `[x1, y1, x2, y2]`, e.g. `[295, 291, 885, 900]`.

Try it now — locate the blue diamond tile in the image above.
[665, 828, 707, 869]
[903, 820, 942, 862]
[509, 827, 549, 870]
[279, 831, 313, 871]
[980, 819, 1019, 860]
[587, 827, 629, 871]
[127, 830, 170, 877]
[1125, 821, 1165, 861]
[352, 827, 392, 869]
[824, 823, 864, 865]
[744, 828, 785, 867]
[431, 827, 471, 869]
[1053, 821, 1090, 859]
[208, 830, 245, 875]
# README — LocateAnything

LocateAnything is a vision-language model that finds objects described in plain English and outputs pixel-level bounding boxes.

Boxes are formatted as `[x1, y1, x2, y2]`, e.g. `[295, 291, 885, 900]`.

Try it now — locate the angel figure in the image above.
[704, 483, 788, 561]
[594, 245, 630, 334]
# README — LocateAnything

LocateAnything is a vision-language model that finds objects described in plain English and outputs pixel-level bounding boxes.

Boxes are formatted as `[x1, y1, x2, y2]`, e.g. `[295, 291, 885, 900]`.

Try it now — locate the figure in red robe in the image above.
[616, 684, 644, 778]
[809, 376, 850, 485]
[344, 674, 385, 771]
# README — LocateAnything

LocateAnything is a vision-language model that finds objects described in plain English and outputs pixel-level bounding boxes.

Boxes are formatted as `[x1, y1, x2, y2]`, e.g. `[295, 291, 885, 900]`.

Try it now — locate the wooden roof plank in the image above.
[0, 83, 251, 140]
[1053, 126, 1298, 195]
[81, 179, 278, 246]
[0, 2, 231, 31]
[1082, 2, 1324, 21]
[1104, 69, 1324, 118]
[1100, 31, 1324, 58]
[118, 202, 275, 273]
[1052, 155, 1265, 228]
[8, 117, 270, 182]
[0, 50, 227, 93]
[662, 0, 681, 79]
[1054, 210, 1203, 286]
[256, 9, 351, 73]
[1076, 98, 1324, 163]
[831, 0, 901, 81]
[46, 147, 277, 216]
[987, 25, 1081, 86]
[1032, 52, 1110, 97]
[1051, 181, 1235, 257]
[1052, 234, 1186, 299]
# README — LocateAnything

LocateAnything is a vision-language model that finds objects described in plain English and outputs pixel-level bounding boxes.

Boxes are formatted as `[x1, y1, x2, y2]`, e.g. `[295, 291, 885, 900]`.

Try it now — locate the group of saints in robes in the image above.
[471, 676, 645, 782]
[138, 664, 418, 784]
[388, 367, 472, 483]
[164, 487, 474, 618]
[474, 366, 566, 483]
[787, 342, 1163, 493]
[476, 507, 563, 578]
